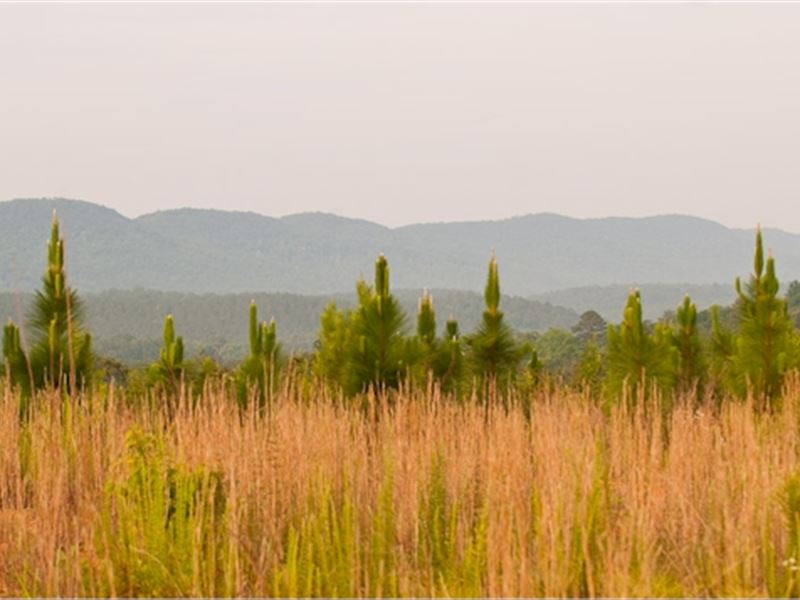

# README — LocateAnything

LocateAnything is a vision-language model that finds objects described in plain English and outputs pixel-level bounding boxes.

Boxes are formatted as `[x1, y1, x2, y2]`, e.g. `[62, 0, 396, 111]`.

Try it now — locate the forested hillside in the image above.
[4, 198, 800, 296]
[0, 288, 577, 363]
[531, 283, 735, 320]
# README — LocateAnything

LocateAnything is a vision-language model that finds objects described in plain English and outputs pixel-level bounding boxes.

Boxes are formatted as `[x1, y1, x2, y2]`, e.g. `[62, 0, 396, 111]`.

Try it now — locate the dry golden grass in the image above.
[3, 379, 800, 597]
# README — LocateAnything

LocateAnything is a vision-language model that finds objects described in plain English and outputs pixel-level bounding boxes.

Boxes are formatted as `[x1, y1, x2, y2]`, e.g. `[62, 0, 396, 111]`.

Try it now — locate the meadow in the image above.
[2, 379, 800, 597]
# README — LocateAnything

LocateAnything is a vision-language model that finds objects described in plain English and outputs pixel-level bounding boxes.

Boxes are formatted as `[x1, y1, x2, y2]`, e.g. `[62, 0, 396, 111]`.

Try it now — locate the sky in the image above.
[1, 3, 799, 230]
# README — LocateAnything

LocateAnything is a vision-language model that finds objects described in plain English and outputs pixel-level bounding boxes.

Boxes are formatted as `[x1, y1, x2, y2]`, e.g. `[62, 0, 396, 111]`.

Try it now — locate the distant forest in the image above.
[0, 288, 578, 365]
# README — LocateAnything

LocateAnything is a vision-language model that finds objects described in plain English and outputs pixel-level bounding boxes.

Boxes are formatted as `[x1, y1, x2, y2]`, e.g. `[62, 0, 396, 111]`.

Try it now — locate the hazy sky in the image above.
[1, 3, 800, 230]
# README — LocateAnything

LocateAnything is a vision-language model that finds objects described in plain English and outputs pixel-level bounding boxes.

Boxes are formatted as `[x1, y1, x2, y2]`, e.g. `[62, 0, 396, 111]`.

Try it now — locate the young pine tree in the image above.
[147, 315, 184, 396]
[671, 295, 705, 396]
[435, 316, 463, 394]
[729, 228, 796, 407]
[3, 320, 32, 419]
[412, 290, 438, 381]
[345, 254, 407, 395]
[466, 254, 521, 387]
[709, 304, 736, 394]
[3, 213, 92, 399]
[236, 301, 281, 409]
[314, 302, 354, 390]
[604, 290, 676, 403]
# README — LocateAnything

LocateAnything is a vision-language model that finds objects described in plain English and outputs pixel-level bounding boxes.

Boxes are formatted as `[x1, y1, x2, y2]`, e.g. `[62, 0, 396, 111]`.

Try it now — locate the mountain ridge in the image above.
[2, 197, 797, 298]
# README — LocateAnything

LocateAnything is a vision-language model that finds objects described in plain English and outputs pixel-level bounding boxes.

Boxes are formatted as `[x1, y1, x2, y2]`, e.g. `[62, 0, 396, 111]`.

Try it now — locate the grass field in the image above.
[3, 379, 800, 597]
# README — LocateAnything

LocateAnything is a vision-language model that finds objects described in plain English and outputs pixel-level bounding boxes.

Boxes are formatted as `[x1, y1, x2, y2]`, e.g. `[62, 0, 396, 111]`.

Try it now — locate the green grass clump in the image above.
[268, 453, 489, 598]
[367, 464, 399, 597]
[568, 449, 607, 597]
[417, 450, 487, 597]
[90, 429, 229, 597]
[270, 468, 399, 598]
[270, 482, 358, 598]
[765, 472, 800, 597]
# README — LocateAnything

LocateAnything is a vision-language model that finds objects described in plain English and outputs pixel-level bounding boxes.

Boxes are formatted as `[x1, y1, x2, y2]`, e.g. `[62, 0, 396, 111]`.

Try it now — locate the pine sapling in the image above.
[24, 212, 92, 394]
[148, 314, 184, 398]
[672, 295, 705, 396]
[605, 290, 676, 405]
[730, 227, 795, 407]
[466, 254, 521, 389]
[236, 301, 281, 410]
[413, 289, 438, 381]
[345, 254, 407, 395]
[436, 316, 463, 394]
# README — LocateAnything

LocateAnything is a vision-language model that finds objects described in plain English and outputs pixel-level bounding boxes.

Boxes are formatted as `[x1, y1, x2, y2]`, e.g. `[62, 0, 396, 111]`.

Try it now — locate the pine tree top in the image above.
[374, 254, 390, 297]
[416, 290, 436, 342]
[484, 254, 501, 313]
[163, 314, 176, 345]
[754, 225, 764, 278]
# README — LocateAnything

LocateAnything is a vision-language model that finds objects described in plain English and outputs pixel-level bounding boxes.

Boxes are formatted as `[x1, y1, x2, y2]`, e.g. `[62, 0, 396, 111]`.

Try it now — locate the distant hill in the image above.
[0, 289, 578, 363]
[532, 283, 737, 321]
[2, 198, 800, 297]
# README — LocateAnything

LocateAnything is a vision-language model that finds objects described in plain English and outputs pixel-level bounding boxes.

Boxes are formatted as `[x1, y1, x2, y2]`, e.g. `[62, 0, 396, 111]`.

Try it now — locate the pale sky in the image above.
[1, 3, 799, 230]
